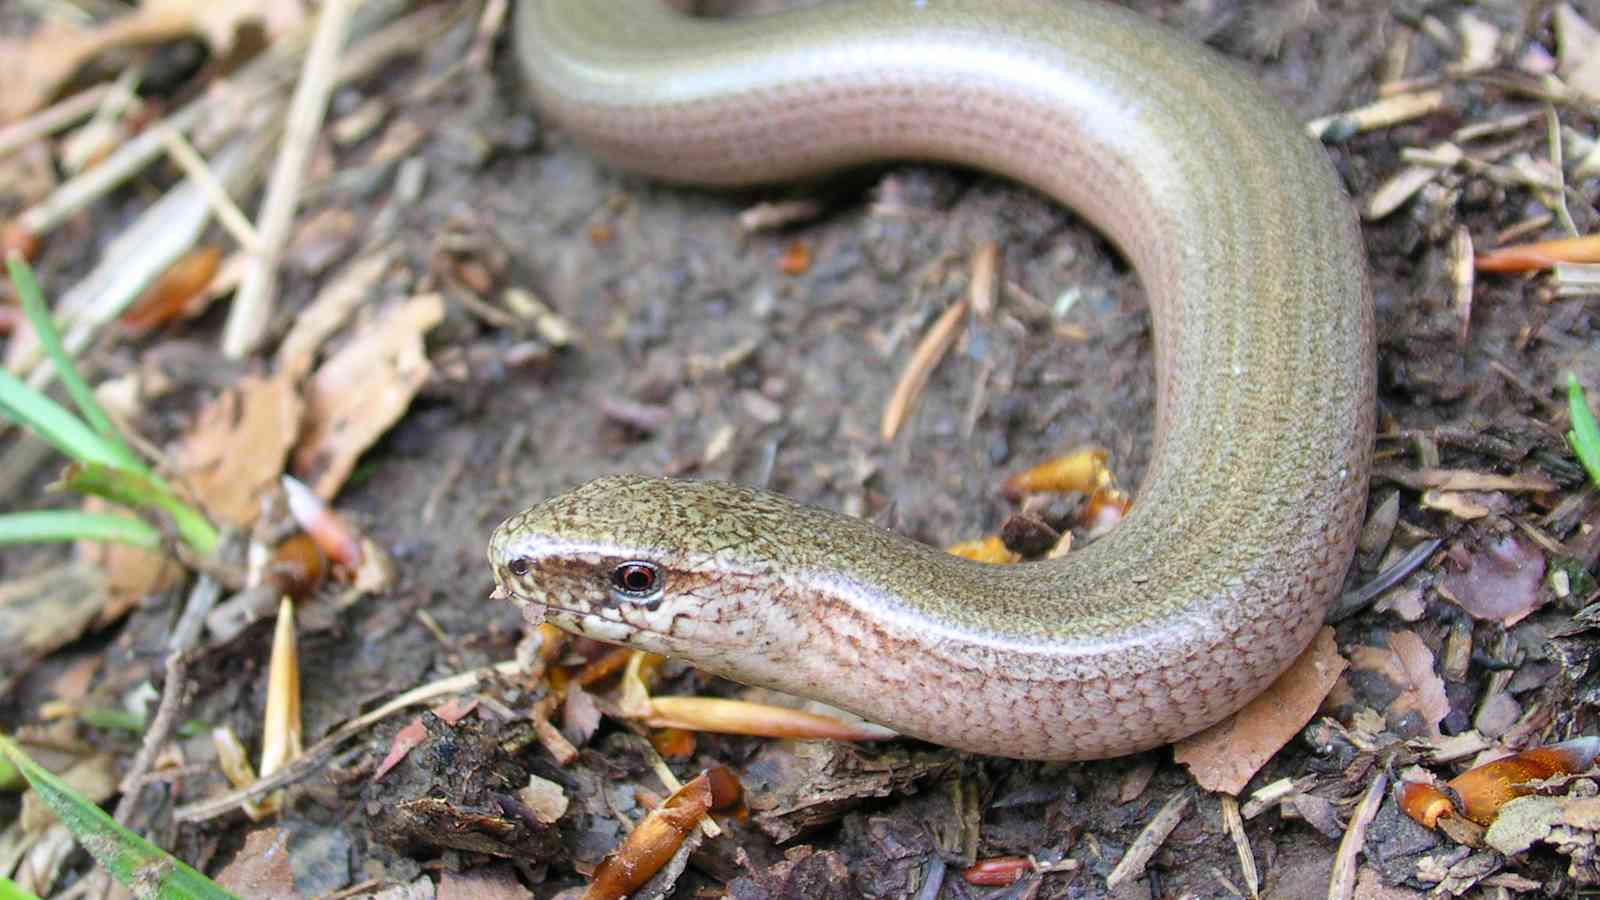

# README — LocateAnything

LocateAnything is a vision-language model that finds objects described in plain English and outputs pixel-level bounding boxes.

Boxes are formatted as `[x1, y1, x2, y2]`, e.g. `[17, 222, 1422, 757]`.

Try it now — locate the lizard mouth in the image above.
[503, 593, 674, 643]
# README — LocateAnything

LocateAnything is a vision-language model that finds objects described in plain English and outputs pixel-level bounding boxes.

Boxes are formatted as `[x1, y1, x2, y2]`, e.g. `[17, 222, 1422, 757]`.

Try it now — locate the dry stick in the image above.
[880, 244, 993, 441]
[19, 135, 269, 392]
[1450, 225, 1474, 345]
[1105, 787, 1195, 890]
[156, 126, 262, 254]
[0, 84, 111, 159]
[14, 0, 444, 241]
[1219, 794, 1260, 900]
[111, 574, 222, 825]
[1326, 770, 1387, 900]
[87, 574, 222, 899]
[9, 3, 450, 394]
[223, 0, 358, 359]
[1545, 105, 1579, 238]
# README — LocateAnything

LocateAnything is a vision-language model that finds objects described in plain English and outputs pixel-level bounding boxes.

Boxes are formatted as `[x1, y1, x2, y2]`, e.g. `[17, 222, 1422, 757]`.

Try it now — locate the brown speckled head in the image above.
[488, 474, 825, 661]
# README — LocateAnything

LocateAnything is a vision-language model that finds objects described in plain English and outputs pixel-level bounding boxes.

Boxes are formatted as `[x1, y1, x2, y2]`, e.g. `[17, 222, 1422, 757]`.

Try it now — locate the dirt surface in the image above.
[3, 0, 1600, 898]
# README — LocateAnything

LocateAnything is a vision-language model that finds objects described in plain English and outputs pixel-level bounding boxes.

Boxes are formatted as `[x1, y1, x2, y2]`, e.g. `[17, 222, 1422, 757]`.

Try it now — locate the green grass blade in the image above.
[56, 464, 217, 557]
[6, 255, 132, 459]
[75, 707, 209, 738]
[1, 875, 45, 900]
[0, 510, 161, 548]
[58, 463, 175, 515]
[0, 369, 135, 471]
[0, 753, 20, 791]
[0, 733, 238, 900]
[1568, 373, 1600, 487]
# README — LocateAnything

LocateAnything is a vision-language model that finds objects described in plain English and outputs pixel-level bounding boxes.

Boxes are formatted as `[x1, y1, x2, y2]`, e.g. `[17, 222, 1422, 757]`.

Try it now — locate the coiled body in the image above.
[494, 0, 1374, 759]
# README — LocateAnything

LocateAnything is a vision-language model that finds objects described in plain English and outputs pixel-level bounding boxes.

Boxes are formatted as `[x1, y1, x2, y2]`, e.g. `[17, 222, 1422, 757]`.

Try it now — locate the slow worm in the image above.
[491, 0, 1374, 760]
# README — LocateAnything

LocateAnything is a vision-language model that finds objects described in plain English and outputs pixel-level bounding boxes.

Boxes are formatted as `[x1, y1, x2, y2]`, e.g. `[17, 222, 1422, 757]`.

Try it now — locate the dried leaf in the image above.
[374, 718, 429, 781]
[142, 0, 308, 56]
[1347, 630, 1450, 737]
[291, 294, 445, 498]
[178, 373, 303, 527]
[1175, 628, 1346, 794]
[214, 827, 299, 899]
[1438, 535, 1546, 626]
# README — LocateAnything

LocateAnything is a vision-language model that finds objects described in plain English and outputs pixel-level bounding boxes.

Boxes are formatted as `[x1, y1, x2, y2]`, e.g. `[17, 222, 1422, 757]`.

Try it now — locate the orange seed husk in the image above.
[1475, 233, 1600, 272]
[777, 240, 811, 275]
[1448, 736, 1600, 825]
[1396, 781, 1456, 829]
[121, 246, 223, 334]
[1001, 448, 1111, 499]
[584, 771, 715, 900]
[946, 536, 1020, 564]
[265, 532, 326, 602]
[1399, 736, 1600, 828]
[964, 857, 1032, 887]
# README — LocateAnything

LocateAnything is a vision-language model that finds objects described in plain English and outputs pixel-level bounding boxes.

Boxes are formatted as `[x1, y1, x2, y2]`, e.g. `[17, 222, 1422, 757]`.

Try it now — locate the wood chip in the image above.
[1328, 771, 1387, 900]
[1364, 142, 1462, 219]
[1373, 466, 1557, 493]
[1105, 788, 1193, 890]
[1308, 90, 1446, 142]
[1219, 795, 1259, 899]
[880, 287, 969, 441]
[1450, 225, 1473, 344]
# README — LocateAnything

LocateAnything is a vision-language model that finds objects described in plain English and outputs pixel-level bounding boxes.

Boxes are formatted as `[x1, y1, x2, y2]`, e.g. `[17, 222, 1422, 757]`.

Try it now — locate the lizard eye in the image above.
[610, 561, 662, 601]
[508, 557, 531, 577]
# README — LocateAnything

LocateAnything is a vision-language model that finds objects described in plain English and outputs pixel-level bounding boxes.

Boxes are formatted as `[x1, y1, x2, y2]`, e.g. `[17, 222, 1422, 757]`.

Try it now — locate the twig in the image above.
[111, 574, 222, 825]
[223, 0, 358, 358]
[1220, 794, 1260, 899]
[1329, 538, 1441, 622]
[1106, 787, 1194, 889]
[156, 126, 262, 254]
[1546, 106, 1578, 238]
[1327, 770, 1387, 900]
[0, 84, 111, 159]
[880, 244, 994, 440]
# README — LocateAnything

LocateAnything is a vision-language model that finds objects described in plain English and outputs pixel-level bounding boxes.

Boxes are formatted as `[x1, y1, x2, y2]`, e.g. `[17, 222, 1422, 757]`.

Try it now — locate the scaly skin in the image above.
[490, 0, 1375, 760]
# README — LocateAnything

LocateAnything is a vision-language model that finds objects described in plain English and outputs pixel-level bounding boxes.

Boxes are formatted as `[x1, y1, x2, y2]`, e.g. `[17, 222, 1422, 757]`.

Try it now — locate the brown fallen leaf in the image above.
[0, 564, 108, 680]
[1174, 627, 1346, 794]
[76, 500, 181, 626]
[1372, 466, 1557, 494]
[177, 372, 303, 527]
[0, 0, 307, 124]
[292, 294, 445, 499]
[1346, 630, 1450, 738]
[437, 864, 534, 900]
[1437, 535, 1547, 626]
[213, 827, 301, 899]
